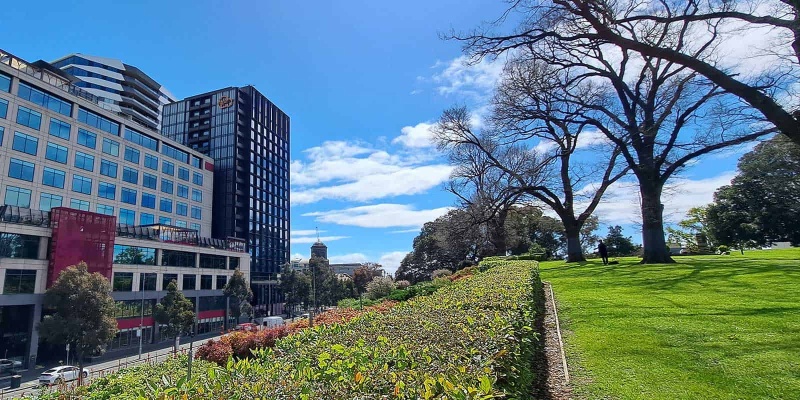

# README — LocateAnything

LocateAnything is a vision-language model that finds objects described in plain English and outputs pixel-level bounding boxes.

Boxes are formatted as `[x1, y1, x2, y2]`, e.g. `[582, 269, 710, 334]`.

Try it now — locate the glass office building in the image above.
[162, 86, 290, 312]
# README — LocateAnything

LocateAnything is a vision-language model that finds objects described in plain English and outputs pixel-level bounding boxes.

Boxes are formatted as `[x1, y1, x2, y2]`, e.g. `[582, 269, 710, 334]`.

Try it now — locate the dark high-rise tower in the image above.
[161, 86, 290, 308]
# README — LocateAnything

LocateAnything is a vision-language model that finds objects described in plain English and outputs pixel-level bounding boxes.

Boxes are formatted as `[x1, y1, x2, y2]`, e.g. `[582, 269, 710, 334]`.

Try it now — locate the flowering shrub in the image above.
[41, 261, 543, 399]
[366, 276, 396, 299]
[431, 268, 453, 279]
[395, 279, 411, 289]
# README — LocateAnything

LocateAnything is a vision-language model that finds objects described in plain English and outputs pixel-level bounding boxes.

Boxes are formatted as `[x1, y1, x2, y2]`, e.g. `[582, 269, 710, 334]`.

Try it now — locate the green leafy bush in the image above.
[718, 245, 730, 253]
[40, 261, 543, 399]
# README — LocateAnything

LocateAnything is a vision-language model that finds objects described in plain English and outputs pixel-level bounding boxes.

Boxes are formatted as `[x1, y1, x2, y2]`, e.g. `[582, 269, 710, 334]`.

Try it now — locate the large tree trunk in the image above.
[639, 182, 675, 264]
[564, 223, 586, 262]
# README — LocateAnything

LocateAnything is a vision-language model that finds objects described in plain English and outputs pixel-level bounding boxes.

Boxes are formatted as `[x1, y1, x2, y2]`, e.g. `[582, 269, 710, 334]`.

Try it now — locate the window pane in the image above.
[70, 198, 90, 211]
[4, 186, 32, 208]
[141, 193, 156, 209]
[16, 106, 42, 130]
[143, 173, 157, 189]
[99, 182, 116, 199]
[49, 118, 71, 140]
[122, 167, 138, 184]
[39, 193, 63, 211]
[74, 151, 95, 172]
[0, 234, 39, 259]
[78, 108, 119, 135]
[100, 159, 118, 178]
[119, 208, 135, 225]
[8, 158, 35, 182]
[45, 142, 68, 164]
[12, 131, 38, 155]
[96, 204, 114, 215]
[113, 272, 134, 291]
[42, 167, 66, 189]
[162, 250, 196, 268]
[72, 174, 92, 195]
[102, 138, 120, 156]
[77, 129, 97, 149]
[3, 269, 38, 294]
[159, 198, 172, 213]
[18, 82, 72, 116]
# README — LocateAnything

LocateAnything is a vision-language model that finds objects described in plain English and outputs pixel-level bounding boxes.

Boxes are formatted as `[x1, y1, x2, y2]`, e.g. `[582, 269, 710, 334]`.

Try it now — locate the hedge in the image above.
[35, 260, 543, 399]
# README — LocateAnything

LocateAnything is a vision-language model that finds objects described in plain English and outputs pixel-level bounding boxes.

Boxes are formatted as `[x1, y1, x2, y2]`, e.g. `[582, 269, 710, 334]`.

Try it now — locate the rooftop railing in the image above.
[0, 206, 246, 253]
[0, 48, 159, 134]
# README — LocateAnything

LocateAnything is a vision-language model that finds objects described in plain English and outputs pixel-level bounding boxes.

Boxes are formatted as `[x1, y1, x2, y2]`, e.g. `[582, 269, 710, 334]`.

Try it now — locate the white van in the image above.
[259, 316, 285, 329]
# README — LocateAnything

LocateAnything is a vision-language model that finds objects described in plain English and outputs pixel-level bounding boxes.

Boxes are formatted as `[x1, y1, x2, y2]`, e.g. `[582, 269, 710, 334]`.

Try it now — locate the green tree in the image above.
[223, 269, 253, 324]
[309, 256, 337, 308]
[154, 280, 195, 352]
[707, 136, 800, 248]
[706, 186, 762, 254]
[667, 206, 715, 252]
[353, 263, 382, 294]
[38, 263, 117, 385]
[604, 226, 638, 257]
[279, 265, 311, 315]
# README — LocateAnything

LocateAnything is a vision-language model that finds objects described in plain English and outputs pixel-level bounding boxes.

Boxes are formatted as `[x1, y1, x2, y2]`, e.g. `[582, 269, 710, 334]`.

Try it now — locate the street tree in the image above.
[279, 265, 311, 315]
[154, 280, 195, 352]
[353, 263, 383, 294]
[309, 256, 337, 308]
[39, 263, 117, 386]
[224, 269, 253, 324]
[450, 11, 775, 263]
[455, 0, 799, 145]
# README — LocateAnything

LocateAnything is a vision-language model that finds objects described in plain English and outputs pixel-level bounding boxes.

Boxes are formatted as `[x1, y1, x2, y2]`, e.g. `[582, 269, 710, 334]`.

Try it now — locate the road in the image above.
[0, 334, 221, 399]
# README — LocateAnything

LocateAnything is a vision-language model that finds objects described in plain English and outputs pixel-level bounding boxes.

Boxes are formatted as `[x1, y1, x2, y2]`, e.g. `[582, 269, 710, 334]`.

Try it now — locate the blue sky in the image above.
[0, 1, 756, 274]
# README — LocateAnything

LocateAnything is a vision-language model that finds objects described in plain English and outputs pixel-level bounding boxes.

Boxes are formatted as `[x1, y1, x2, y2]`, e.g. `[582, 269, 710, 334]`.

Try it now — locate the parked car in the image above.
[234, 323, 258, 332]
[0, 358, 22, 373]
[38, 366, 89, 386]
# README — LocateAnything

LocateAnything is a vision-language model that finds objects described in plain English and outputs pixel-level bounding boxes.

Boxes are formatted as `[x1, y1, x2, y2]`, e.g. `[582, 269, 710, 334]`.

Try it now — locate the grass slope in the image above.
[540, 248, 800, 400]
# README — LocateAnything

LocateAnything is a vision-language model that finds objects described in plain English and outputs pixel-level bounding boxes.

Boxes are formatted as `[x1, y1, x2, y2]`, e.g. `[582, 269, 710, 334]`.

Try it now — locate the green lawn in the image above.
[540, 248, 800, 400]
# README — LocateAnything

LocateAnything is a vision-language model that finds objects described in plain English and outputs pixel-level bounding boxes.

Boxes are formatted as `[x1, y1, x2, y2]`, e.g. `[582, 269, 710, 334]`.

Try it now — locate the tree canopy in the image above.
[154, 280, 195, 344]
[39, 263, 117, 385]
[707, 136, 800, 247]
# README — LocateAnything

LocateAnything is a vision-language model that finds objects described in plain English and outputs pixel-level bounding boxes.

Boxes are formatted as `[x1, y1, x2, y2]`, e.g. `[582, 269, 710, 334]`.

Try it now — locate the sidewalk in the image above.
[0, 331, 221, 393]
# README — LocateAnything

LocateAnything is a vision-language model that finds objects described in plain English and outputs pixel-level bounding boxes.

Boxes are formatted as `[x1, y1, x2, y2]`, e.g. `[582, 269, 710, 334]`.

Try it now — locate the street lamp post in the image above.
[138, 279, 145, 359]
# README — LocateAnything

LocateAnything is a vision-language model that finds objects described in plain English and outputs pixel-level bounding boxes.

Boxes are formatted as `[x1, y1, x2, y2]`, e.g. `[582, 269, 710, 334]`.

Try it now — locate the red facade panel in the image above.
[48, 208, 117, 287]
[117, 317, 155, 330]
[204, 161, 214, 172]
[198, 310, 225, 320]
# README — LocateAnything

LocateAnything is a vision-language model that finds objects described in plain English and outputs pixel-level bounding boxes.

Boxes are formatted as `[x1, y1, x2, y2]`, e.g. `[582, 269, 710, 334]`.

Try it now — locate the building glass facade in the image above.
[162, 86, 290, 306]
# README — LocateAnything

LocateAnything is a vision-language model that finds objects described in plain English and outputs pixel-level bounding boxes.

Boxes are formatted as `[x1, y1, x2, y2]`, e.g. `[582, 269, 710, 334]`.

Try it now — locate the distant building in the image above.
[51, 53, 177, 131]
[310, 240, 328, 260]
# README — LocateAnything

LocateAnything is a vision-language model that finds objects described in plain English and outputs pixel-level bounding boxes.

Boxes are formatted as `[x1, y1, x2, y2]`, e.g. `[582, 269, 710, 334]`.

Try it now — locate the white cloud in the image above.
[291, 229, 323, 236]
[393, 122, 436, 148]
[293, 164, 454, 205]
[379, 251, 409, 277]
[291, 253, 305, 260]
[327, 253, 369, 264]
[587, 171, 736, 225]
[291, 235, 349, 244]
[431, 54, 507, 99]
[390, 228, 421, 234]
[303, 203, 453, 228]
[291, 140, 453, 206]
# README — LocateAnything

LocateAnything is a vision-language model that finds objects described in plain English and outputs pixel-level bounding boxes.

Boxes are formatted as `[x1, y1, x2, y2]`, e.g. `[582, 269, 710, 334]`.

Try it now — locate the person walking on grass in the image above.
[598, 240, 609, 265]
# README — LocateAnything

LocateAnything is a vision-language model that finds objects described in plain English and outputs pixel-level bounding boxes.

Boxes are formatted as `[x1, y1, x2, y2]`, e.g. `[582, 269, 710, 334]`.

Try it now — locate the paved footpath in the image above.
[0, 333, 222, 399]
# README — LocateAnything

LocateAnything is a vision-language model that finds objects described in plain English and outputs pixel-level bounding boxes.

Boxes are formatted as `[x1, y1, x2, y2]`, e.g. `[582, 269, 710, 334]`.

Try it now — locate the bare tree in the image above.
[443, 125, 530, 256]
[490, 59, 628, 261]
[454, 0, 800, 144]
[449, 5, 776, 263]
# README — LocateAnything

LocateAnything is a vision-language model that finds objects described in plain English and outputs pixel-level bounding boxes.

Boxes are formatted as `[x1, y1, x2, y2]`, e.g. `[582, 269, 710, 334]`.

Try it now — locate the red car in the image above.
[234, 323, 258, 332]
